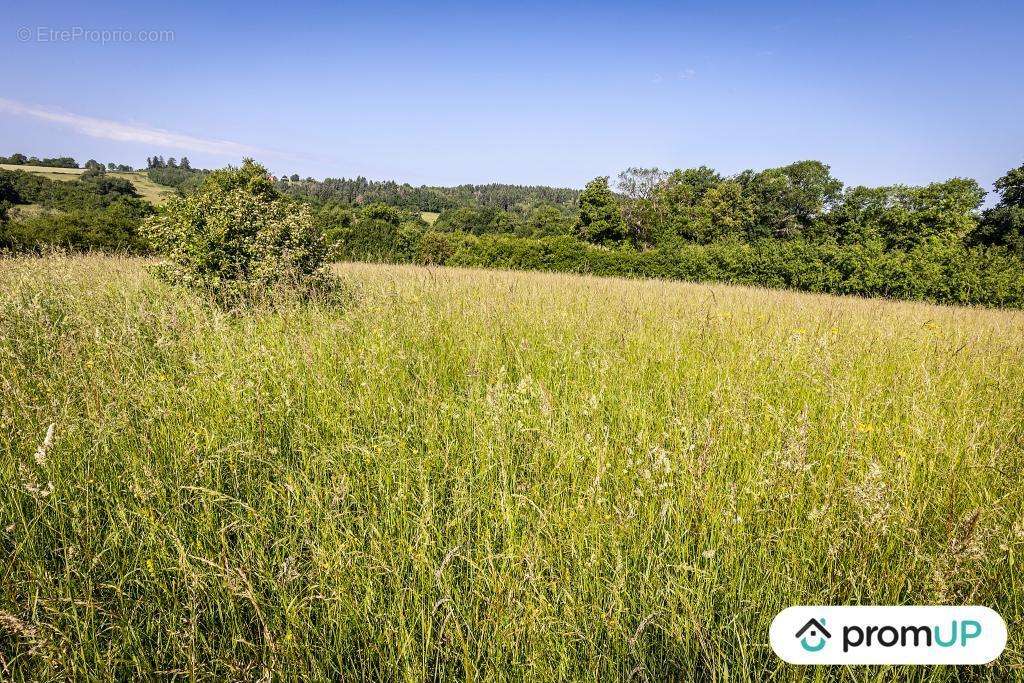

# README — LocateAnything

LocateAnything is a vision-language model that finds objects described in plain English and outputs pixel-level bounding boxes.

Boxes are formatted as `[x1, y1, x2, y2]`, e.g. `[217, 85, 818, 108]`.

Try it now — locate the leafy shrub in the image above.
[81, 172, 138, 197]
[143, 160, 334, 302]
[327, 205, 427, 262]
[360, 202, 406, 225]
[973, 164, 1024, 256]
[330, 219, 403, 262]
[434, 205, 521, 235]
[415, 230, 457, 264]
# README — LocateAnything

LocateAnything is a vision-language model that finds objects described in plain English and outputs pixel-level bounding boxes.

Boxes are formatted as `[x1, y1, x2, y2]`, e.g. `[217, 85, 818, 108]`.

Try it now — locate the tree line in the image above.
[4, 150, 1024, 307]
[273, 159, 1023, 261]
[331, 159, 1024, 307]
[278, 175, 581, 213]
[0, 152, 80, 168]
[144, 156, 209, 191]
[0, 152, 133, 172]
[146, 155, 193, 170]
[568, 160, 1023, 256]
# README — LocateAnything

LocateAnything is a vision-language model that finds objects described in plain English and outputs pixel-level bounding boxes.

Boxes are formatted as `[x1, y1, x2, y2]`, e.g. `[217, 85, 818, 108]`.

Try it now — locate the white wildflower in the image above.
[33, 422, 56, 467]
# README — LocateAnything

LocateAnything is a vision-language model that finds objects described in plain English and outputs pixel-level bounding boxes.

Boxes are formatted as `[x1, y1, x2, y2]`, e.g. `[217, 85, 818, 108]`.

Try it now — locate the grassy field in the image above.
[0, 164, 87, 182]
[0, 164, 176, 205]
[108, 172, 177, 205]
[1, 255, 1022, 680]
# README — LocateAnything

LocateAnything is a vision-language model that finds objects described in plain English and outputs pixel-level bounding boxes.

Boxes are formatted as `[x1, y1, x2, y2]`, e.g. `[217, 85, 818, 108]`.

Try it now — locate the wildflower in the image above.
[33, 422, 56, 467]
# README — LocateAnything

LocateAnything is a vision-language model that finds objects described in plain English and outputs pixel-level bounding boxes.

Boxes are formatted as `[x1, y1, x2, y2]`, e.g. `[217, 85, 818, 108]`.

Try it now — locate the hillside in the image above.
[2, 255, 1021, 680]
[0, 163, 176, 205]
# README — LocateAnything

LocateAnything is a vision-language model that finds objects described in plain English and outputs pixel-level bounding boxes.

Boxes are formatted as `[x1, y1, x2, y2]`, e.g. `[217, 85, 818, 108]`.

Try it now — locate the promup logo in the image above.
[770, 606, 1007, 665]
[795, 618, 831, 652]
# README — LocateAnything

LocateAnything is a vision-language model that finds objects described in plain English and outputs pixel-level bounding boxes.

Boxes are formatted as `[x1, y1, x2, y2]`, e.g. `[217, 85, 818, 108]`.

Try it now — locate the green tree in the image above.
[654, 166, 724, 243]
[691, 181, 755, 242]
[575, 176, 625, 244]
[900, 178, 984, 244]
[778, 160, 843, 223]
[617, 167, 668, 246]
[361, 202, 405, 225]
[81, 166, 107, 181]
[973, 164, 1024, 254]
[741, 161, 842, 239]
[434, 205, 518, 235]
[995, 164, 1024, 207]
[829, 179, 985, 249]
[0, 173, 19, 205]
[522, 203, 573, 237]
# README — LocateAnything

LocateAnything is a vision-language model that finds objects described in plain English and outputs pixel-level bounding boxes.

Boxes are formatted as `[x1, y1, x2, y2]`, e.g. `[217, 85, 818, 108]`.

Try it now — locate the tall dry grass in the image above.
[1, 254, 1022, 680]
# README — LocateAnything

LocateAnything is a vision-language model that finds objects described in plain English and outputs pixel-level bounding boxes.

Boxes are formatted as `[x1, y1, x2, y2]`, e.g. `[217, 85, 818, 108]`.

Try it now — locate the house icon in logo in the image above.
[795, 618, 831, 652]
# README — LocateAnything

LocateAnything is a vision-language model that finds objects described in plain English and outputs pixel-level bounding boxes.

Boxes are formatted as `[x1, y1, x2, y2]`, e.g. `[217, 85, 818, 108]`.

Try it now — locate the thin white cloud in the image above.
[0, 97, 263, 157]
[678, 68, 697, 81]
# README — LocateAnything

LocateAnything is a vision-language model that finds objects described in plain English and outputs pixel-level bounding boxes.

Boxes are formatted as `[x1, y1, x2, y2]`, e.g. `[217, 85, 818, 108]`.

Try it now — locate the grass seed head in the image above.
[33, 422, 56, 467]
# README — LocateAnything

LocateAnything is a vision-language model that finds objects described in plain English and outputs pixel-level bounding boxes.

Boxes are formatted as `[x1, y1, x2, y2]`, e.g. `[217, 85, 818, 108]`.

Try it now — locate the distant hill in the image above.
[0, 164, 176, 205]
[0, 166, 156, 252]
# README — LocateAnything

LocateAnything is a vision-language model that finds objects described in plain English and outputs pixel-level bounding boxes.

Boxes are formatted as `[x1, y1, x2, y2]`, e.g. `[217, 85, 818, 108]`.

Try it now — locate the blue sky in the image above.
[1, 1, 1022, 193]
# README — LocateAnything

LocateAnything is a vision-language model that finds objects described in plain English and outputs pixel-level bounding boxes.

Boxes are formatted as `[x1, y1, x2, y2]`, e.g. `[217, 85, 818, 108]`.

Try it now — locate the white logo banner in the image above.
[770, 606, 1007, 665]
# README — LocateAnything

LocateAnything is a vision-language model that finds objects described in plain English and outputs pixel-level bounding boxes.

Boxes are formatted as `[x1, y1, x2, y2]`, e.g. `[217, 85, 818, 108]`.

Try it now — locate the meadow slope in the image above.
[0, 164, 176, 205]
[1, 256, 1022, 680]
